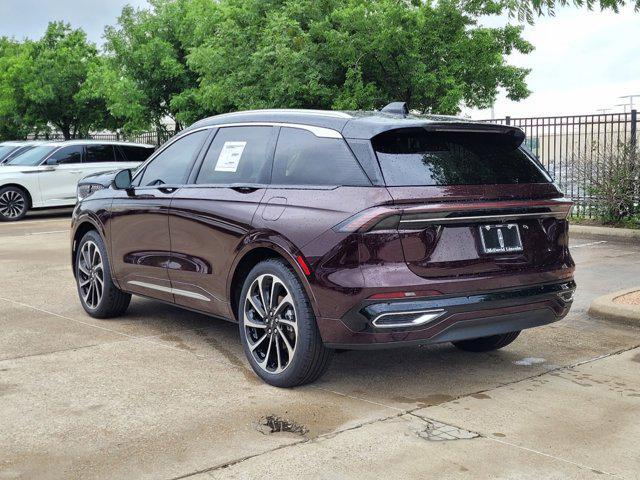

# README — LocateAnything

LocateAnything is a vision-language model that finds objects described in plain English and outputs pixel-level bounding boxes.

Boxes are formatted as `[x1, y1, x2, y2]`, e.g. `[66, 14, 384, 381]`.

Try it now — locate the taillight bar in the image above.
[334, 198, 573, 233]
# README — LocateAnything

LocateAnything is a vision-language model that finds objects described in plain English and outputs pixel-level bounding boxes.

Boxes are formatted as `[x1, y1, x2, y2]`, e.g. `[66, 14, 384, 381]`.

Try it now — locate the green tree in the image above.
[2, 22, 112, 139]
[96, 0, 206, 135]
[186, 0, 533, 116]
[464, 0, 640, 24]
[0, 38, 31, 140]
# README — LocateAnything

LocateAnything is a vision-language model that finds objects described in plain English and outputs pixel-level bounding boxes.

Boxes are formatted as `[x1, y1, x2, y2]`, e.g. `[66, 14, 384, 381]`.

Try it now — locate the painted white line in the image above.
[28, 230, 68, 236]
[572, 240, 607, 248]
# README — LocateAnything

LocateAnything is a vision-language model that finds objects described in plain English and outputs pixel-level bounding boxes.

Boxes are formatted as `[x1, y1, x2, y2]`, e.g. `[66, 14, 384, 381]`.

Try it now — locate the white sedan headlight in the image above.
[77, 183, 106, 201]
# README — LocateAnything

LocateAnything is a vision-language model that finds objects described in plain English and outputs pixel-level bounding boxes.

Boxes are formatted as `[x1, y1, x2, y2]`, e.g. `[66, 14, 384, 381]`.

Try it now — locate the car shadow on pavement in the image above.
[120, 295, 583, 408]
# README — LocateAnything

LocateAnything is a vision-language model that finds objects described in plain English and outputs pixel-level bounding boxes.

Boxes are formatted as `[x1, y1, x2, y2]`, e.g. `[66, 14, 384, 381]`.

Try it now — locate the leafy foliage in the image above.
[0, 23, 112, 140]
[574, 141, 639, 223]
[186, 0, 533, 116]
[95, 0, 204, 134]
[464, 0, 640, 24]
[0, 0, 635, 138]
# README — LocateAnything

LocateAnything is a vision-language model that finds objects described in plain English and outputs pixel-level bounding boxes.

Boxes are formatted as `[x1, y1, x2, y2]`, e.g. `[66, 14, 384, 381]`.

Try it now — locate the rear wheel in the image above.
[75, 230, 131, 318]
[238, 259, 333, 387]
[0, 186, 29, 221]
[452, 331, 521, 352]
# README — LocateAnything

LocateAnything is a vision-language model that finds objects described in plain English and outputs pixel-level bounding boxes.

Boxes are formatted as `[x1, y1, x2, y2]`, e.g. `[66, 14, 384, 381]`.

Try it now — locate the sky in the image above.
[0, 0, 639, 119]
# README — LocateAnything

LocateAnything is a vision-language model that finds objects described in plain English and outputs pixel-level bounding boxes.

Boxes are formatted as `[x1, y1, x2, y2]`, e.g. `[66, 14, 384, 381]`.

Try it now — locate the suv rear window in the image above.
[372, 128, 551, 186]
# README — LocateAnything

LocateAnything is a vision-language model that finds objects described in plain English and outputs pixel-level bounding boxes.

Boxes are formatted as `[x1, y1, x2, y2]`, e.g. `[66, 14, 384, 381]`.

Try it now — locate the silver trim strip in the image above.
[213, 109, 353, 119]
[128, 280, 211, 302]
[399, 212, 560, 224]
[131, 121, 343, 184]
[213, 122, 342, 139]
[371, 309, 445, 329]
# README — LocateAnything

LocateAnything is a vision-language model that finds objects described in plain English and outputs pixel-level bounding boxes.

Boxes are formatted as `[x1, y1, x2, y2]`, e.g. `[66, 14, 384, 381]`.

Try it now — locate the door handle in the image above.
[231, 186, 260, 194]
[69, 170, 83, 174]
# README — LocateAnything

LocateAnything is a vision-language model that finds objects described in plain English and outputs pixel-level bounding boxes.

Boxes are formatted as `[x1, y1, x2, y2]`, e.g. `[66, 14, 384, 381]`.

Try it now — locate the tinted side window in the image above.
[48, 145, 83, 165]
[138, 130, 209, 187]
[85, 145, 116, 163]
[272, 128, 369, 186]
[195, 126, 273, 185]
[120, 145, 155, 163]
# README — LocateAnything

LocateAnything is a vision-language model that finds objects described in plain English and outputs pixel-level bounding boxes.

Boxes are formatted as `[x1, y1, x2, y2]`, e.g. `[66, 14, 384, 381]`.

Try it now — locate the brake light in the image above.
[333, 206, 400, 233]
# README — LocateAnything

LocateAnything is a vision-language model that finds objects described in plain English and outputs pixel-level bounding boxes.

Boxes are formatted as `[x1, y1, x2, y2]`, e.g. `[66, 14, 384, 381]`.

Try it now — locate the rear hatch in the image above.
[369, 124, 572, 279]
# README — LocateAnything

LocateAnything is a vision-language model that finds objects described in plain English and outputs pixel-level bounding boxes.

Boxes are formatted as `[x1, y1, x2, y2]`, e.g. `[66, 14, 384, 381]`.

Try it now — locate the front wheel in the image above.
[452, 331, 521, 352]
[238, 259, 333, 387]
[0, 186, 29, 221]
[75, 230, 131, 318]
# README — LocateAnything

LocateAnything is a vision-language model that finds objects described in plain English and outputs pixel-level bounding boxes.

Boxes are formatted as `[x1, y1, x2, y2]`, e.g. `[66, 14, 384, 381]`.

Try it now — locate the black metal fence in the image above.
[31, 130, 172, 146]
[482, 111, 639, 218]
[31, 111, 639, 219]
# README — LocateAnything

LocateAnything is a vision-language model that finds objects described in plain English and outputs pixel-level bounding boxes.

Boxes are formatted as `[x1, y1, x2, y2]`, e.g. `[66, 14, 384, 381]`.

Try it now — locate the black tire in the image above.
[75, 230, 131, 318]
[0, 186, 29, 222]
[452, 331, 521, 352]
[238, 258, 333, 387]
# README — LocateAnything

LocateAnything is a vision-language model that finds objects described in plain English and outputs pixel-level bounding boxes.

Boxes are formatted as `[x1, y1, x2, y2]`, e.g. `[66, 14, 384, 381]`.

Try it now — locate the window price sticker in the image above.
[215, 141, 246, 172]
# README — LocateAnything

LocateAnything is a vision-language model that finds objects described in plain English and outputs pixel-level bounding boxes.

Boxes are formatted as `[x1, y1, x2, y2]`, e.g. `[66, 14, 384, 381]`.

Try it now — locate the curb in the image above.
[570, 224, 640, 241]
[588, 287, 640, 326]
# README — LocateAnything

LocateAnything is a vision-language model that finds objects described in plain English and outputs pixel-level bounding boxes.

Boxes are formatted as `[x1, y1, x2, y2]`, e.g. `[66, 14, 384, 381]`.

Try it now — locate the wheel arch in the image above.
[0, 183, 33, 209]
[71, 215, 108, 279]
[227, 241, 319, 322]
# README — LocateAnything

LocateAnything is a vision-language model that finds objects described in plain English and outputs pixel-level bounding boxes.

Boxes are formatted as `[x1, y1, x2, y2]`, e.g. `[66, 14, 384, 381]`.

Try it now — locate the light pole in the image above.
[615, 104, 629, 113]
[619, 94, 640, 111]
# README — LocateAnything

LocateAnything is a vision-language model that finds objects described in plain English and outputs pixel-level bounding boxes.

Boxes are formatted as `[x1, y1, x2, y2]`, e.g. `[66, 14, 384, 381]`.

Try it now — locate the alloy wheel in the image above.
[0, 190, 26, 219]
[77, 240, 104, 309]
[244, 274, 298, 374]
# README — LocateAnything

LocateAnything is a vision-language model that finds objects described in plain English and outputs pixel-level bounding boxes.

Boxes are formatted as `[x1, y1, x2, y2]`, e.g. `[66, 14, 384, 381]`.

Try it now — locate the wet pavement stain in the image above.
[471, 393, 491, 400]
[159, 334, 197, 352]
[393, 394, 454, 407]
[195, 329, 261, 385]
[0, 382, 18, 397]
[257, 415, 308, 436]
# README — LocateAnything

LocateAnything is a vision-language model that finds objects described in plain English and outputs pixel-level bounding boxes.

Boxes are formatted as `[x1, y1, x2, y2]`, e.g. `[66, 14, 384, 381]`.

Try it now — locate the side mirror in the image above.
[112, 169, 132, 190]
[46, 157, 58, 166]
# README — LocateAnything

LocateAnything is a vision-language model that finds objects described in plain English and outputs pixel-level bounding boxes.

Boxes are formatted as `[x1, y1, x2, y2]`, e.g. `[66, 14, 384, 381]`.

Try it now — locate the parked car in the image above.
[70, 104, 576, 387]
[0, 140, 155, 221]
[0, 140, 44, 164]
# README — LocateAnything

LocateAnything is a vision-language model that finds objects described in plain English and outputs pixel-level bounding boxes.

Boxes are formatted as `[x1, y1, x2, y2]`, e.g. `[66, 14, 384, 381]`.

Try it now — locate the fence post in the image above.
[631, 109, 637, 148]
[505, 116, 511, 126]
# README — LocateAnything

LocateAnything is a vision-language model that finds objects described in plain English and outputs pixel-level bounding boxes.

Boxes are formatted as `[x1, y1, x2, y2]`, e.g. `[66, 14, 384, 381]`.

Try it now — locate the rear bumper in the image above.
[318, 280, 576, 349]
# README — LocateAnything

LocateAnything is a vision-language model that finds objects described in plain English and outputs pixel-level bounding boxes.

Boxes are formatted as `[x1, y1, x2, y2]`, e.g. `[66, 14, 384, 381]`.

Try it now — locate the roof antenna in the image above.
[380, 102, 409, 117]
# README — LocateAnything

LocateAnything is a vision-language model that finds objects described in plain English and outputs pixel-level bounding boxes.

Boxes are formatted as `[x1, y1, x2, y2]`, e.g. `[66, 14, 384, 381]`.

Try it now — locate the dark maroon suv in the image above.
[71, 104, 575, 387]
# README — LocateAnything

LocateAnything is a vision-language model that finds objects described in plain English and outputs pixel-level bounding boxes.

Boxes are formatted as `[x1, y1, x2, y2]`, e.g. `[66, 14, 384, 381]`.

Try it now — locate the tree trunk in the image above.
[60, 124, 71, 140]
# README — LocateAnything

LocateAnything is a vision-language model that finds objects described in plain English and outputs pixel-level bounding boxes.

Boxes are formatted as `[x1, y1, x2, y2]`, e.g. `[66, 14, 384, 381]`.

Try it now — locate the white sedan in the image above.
[0, 140, 155, 221]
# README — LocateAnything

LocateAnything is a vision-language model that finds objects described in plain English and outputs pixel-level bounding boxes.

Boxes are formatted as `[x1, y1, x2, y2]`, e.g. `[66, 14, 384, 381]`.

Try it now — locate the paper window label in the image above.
[214, 141, 246, 172]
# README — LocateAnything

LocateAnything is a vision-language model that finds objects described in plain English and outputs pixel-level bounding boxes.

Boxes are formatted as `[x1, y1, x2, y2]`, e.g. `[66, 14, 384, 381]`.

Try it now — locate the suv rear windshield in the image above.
[372, 128, 551, 186]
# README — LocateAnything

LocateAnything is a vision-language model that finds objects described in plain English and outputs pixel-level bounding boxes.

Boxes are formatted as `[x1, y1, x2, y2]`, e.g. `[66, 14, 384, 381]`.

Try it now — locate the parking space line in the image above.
[572, 240, 607, 248]
[0, 296, 208, 359]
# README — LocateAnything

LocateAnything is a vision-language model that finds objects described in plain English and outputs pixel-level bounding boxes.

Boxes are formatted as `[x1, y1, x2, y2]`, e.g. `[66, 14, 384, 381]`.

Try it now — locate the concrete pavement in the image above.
[1, 214, 639, 479]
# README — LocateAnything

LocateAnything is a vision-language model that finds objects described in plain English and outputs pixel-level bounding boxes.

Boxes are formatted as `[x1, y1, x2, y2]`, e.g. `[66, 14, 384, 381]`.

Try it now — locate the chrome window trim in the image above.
[214, 109, 352, 119]
[131, 122, 344, 184]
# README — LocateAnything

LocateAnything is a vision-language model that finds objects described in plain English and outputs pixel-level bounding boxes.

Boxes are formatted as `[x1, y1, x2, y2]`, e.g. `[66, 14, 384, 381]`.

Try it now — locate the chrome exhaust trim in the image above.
[371, 309, 446, 329]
